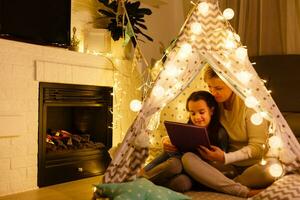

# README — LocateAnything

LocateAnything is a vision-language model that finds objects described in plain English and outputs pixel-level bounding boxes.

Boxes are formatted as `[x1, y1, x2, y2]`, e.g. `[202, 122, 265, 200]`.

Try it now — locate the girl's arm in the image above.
[162, 136, 179, 152]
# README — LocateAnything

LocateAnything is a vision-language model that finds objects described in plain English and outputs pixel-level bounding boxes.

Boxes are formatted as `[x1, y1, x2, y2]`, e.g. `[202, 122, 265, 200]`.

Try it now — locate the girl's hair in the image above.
[186, 90, 220, 146]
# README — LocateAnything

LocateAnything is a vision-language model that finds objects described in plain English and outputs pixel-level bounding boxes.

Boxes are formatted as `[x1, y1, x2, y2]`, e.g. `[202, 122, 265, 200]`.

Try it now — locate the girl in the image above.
[181, 67, 275, 197]
[142, 91, 228, 192]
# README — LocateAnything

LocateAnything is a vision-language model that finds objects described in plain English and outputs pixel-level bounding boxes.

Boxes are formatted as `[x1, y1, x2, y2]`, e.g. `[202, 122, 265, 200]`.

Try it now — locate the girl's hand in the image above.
[162, 136, 178, 152]
[197, 145, 225, 163]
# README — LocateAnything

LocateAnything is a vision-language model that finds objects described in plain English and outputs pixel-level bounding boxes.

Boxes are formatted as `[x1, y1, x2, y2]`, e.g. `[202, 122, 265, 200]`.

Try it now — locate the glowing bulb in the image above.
[225, 40, 236, 49]
[236, 71, 252, 84]
[165, 64, 182, 77]
[260, 158, 267, 165]
[235, 47, 248, 60]
[130, 99, 142, 112]
[198, 2, 209, 15]
[260, 111, 268, 118]
[223, 8, 235, 20]
[251, 113, 263, 125]
[178, 43, 192, 59]
[245, 96, 259, 108]
[269, 135, 283, 149]
[93, 187, 97, 192]
[191, 22, 202, 34]
[152, 85, 165, 97]
[269, 163, 283, 177]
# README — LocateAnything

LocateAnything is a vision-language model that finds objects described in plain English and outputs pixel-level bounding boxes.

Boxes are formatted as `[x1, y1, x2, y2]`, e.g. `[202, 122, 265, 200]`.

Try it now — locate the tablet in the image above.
[164, 120, 211, 152]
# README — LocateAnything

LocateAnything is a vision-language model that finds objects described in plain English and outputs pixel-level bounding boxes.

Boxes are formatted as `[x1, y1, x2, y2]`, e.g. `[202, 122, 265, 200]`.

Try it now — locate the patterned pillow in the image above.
[249, 174, 300, 200]
[93, 178, 191, 200]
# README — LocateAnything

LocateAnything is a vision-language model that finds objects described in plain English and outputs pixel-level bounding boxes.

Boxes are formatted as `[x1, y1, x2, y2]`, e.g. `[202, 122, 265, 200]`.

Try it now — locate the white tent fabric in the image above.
[103, 0, 300, 183]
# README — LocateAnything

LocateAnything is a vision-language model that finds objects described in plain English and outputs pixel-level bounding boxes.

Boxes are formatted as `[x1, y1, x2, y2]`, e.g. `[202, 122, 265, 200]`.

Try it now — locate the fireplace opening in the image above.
[38, 82, 112, 187]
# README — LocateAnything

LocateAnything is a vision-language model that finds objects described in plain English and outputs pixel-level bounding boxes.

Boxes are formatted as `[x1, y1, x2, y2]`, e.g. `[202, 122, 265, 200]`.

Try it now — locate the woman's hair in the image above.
[203, 66, 218, 82]
[186, 90, 220, 146]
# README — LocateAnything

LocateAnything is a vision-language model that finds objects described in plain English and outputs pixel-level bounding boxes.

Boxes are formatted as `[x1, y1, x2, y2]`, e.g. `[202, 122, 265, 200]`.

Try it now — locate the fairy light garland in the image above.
[148, 1, 286, 178]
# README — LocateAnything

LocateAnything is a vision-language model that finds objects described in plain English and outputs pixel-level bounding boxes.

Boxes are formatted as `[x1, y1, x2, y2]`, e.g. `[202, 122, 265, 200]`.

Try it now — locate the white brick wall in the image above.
[0, 38, 140, 196]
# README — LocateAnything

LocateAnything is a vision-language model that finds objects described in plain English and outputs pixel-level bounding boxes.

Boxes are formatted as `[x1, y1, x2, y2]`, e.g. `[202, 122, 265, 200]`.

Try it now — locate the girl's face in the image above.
[206, 77, 233, 103]
[188, 99, 213, 128]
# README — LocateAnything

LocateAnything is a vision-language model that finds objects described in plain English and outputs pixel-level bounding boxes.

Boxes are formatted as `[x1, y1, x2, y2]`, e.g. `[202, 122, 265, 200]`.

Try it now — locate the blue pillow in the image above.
[94, 178, 191, 200]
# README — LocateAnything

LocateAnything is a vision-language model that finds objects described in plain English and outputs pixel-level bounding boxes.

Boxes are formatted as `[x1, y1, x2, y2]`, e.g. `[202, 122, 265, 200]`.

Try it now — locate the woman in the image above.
[181, 66, 275, 197]
[142, 91, 228, 192]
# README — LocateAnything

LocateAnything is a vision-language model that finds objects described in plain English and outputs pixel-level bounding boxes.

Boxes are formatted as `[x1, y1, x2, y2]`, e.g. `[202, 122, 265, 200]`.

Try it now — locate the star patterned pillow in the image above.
[93, 178, 191, 200]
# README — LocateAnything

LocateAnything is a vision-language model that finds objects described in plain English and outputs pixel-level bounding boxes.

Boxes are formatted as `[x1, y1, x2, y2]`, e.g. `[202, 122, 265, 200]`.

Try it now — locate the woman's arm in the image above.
[224, 108, 268, 164]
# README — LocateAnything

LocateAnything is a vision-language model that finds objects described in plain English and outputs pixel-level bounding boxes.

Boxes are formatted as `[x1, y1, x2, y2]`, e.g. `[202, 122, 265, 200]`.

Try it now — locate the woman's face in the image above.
[188, 99, 213, 128]
[206, 77, 233, 103]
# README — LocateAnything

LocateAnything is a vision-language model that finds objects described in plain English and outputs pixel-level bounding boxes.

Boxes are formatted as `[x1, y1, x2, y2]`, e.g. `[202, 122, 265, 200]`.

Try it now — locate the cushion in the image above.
[93, 178, 191, 200]
[185, 191, 245, 200]
[249, 174, 300, 200]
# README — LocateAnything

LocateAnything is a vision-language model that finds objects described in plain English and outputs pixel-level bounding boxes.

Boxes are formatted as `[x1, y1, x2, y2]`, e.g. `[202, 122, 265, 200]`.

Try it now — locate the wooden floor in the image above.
[0, 176, 101, 200]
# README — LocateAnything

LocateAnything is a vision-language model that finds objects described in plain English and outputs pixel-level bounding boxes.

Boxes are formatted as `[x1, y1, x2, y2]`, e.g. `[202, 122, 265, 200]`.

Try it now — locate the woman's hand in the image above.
[197, 145, 225, 163]
[162, 136, 178, 152]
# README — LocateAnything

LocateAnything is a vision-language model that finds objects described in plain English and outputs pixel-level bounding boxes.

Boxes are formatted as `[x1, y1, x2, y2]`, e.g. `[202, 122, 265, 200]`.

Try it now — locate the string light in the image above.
[178, 43, 192, 59]
[260, 158, 267, 165]
[190, 22, 202, 34]
[235, 47, 248, 60]
[165, 63, 182, 77]
[198, 2, 209, 16]
[130, 99, 142, 112]
[225, 40, 236, 49]
[251, 112, 263, 125]
[269, 135, 283, 149]
[236, 71, 252, 84]
[269, 163, 284, 178]
[152, 85, 165, 97]
[223, 8, 234, 20]
[245, 96, 259, 108]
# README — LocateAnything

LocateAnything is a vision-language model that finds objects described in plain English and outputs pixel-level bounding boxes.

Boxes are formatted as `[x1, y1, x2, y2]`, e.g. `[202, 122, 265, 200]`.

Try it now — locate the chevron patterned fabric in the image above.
[250, 174, 300, 200]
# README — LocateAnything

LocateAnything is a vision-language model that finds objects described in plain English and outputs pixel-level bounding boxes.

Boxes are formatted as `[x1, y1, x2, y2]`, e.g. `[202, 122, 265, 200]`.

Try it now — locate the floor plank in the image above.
[0, 176, 101, 200]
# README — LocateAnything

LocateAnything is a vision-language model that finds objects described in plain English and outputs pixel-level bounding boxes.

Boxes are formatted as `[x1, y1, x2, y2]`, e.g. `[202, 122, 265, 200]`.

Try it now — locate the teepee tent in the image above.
[103, 0, 300, 183]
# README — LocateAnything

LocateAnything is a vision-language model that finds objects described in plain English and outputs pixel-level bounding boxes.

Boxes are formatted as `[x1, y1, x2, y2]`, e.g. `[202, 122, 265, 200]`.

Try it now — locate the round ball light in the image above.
[178, 43, 192, 59]
[223, 8, 235, 20]
[235, 47, 248, 60]
[269, 163, 284, 178]
[269, 135, 283, 149]
[236, 71, 252, 84]
[251, 113, 263, 125]
[245, 96, 259, 108]
[130, 99, 142, 112]
[165, 64, 182, 77]
[225, 40, 236, 49]
[152, 85, 165, 97]
[191, 22, 202, 35]
[198, 2, 209, 16]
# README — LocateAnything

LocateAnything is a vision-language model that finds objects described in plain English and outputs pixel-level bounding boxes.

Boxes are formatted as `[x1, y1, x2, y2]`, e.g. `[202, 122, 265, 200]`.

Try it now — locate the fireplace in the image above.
[38, 82, 112, 187]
